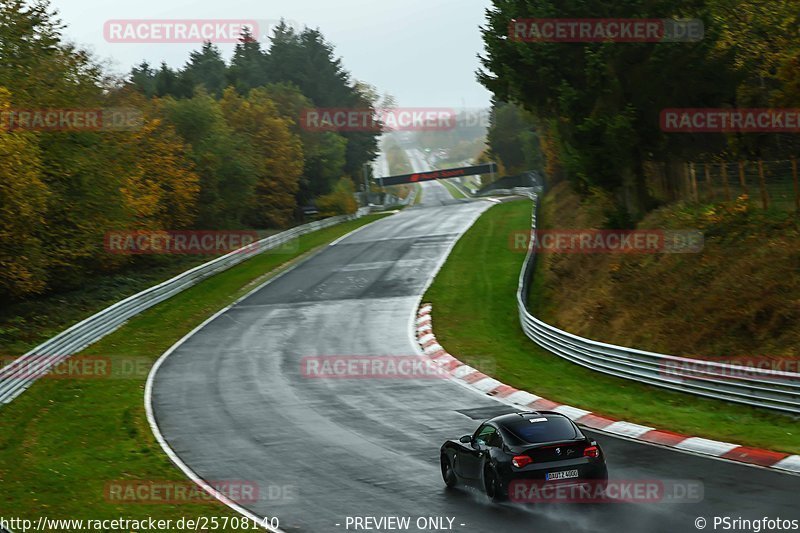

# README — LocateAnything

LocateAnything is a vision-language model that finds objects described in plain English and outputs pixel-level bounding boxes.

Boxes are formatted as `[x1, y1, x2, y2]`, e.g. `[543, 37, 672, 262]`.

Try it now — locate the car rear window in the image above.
[504, 416, 579, 443]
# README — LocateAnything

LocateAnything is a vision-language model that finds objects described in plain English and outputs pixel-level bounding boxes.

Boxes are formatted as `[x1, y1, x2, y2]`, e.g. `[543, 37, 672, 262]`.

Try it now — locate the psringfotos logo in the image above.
[508, 229, 705, 254]
[0, 108, 142, 132]
[509, 18, 704, 43]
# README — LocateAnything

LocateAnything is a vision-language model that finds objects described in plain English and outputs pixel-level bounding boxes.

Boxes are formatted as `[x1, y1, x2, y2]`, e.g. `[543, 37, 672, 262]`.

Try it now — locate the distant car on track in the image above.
[440, 411, 608, 502]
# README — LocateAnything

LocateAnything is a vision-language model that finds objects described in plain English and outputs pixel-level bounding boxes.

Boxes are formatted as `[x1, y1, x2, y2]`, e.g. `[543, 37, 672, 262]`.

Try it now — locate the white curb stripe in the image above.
[674, 437, 741, 457]
[452, 365, 478, 379]
[774, 455, 800, 473]
[472, 377, 502, 393]
[604, 421, 655, 438]
[423, 343, 443, 355]
[433, 356, 456, 367]
[418, 334, 435, 345]
[553, 405, 592, 421]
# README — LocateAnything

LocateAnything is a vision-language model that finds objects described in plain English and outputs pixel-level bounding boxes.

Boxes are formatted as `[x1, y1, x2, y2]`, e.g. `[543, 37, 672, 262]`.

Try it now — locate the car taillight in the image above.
[584, 446, 600, 458]
[512, 455, 533, 468]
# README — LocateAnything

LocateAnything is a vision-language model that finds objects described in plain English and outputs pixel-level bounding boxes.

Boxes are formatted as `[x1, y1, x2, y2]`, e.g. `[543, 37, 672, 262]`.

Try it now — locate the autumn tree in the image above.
[220, 87, 303, 227]
[160, 91, 258, 228]
[0, 87, 49, 298]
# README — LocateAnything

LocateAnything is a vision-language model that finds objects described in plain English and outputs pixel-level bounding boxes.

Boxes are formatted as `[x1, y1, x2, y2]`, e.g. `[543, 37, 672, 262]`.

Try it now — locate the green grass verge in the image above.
[0, 213, 390, 522]
[439, 180, 468, 199]
[424, 200, 799, 454]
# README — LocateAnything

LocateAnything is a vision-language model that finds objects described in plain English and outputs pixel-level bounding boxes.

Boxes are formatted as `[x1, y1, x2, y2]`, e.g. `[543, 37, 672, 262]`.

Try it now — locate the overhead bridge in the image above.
[378, 162, 497, 186]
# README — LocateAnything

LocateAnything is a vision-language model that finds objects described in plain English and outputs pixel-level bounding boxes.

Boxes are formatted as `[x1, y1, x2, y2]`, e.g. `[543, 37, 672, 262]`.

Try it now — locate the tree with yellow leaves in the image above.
[0, 87, 50, 297]
[220, 87, 303, 227]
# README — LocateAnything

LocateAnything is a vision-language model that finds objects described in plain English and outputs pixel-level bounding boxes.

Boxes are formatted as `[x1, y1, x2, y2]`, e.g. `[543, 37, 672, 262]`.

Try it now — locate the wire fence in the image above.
[644, 159, 800, 211]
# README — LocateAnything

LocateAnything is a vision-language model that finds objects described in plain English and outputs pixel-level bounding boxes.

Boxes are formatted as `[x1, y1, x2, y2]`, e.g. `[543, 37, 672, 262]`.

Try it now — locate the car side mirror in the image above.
[459, 435, 472, 444]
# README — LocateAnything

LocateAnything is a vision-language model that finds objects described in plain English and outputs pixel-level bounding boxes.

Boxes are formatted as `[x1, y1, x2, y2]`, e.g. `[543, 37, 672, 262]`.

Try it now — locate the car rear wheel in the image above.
[441, 454, 457, 488]
[484, 466, 506, 502]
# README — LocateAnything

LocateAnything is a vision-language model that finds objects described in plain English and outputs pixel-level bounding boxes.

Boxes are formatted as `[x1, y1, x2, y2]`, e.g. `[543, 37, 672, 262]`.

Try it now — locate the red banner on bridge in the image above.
[379, 163, 497, 186]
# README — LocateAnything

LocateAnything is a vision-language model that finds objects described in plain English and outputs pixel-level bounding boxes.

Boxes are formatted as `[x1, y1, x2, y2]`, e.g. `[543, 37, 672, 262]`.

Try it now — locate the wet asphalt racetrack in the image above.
[151, 166, 799, 533]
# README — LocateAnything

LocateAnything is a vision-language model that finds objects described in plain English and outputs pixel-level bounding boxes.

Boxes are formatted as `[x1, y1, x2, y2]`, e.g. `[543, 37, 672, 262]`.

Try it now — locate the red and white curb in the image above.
[416, 304, 800, 475]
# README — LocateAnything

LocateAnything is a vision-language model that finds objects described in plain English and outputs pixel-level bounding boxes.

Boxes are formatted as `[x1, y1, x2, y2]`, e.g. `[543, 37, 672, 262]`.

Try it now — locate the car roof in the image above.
[486, 410, 568, 427]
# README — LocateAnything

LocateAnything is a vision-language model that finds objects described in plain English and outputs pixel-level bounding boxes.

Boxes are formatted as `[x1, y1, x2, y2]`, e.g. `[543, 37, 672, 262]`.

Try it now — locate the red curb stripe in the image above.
[489, 385, 518, 398]
[462, 372, 488, 384]
[528, 399, 560, 411]
[639, 429, 690, 447]
[422, 339, 438, 349]
[575, 413, 617, 430]
[441, 360, 463, 371]
[721, 446, 789, 467]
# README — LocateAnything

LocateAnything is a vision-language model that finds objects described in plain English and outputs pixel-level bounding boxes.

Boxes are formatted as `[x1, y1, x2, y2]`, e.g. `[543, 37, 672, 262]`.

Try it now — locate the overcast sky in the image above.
[52, 0, 494, 109]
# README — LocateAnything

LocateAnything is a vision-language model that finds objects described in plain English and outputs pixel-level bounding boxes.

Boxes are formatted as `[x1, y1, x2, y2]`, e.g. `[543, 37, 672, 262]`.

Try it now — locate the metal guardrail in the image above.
[0, 208, 371, 406]
[512, 189, 800, 413]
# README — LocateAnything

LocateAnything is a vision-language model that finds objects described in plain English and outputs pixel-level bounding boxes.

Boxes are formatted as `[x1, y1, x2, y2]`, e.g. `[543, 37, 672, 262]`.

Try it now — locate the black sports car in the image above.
[440, 411, 608, 502]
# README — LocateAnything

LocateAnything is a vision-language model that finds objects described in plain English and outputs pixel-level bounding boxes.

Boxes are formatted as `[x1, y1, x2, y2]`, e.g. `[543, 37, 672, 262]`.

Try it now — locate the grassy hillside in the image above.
[529, 183, 800, 362]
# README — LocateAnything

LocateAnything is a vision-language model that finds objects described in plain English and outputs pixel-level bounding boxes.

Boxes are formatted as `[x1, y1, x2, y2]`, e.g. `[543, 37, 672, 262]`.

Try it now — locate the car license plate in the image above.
[546, 469, 579, 481]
